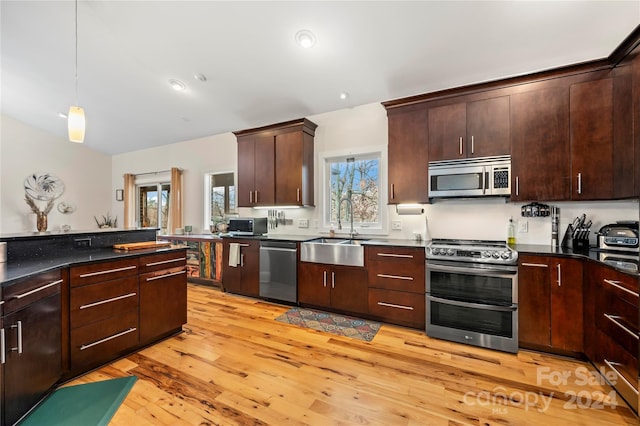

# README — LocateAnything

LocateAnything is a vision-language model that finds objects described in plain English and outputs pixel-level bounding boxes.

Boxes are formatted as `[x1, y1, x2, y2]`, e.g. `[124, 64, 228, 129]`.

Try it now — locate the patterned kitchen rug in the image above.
[275, 307, 381, 341]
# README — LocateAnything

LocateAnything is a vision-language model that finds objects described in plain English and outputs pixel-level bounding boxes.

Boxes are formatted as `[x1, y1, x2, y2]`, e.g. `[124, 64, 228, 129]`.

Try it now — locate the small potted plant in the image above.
[94, 213, 118, 229]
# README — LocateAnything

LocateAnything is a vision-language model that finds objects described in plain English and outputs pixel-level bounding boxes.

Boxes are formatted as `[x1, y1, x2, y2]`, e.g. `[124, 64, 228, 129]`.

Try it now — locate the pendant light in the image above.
[68, 0, 85, 143]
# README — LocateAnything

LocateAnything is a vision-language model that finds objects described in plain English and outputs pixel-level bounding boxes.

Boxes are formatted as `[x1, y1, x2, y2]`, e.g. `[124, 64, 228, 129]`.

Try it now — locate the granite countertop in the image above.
[0, 245, 186, 287]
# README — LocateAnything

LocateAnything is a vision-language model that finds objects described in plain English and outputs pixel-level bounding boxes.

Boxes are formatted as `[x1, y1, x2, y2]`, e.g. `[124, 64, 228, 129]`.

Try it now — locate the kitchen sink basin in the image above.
[300, 237, 367, 267]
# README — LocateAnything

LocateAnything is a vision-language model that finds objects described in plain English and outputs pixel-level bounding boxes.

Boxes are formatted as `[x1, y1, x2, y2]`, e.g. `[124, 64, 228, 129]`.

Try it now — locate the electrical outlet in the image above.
[298, 218, 309, 228]
[74, 237, 91, 248]
[518, 220, 528, 233]
[391, 220, 402, 230]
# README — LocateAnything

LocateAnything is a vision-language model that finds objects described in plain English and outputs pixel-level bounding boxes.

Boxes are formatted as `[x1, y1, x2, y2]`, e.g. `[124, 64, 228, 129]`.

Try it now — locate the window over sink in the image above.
[322, 148, 386, 233]
[204, 171, 236, 231]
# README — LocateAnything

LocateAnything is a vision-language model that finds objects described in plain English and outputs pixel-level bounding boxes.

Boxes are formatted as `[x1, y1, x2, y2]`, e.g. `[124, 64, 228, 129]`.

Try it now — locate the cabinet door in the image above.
[518, 256, 551, 347]
[237, 137, 256, 207]
[387, 107, 429, 203]
[139, 266, 187, 343]
[253, 134, 275, 206]
[511, 87, 570, 201]
[570, 78, 614, 200]
[275, 131, 303, 205]
[240, 241, 260, 297]
[466, 96, 510, 157]
[3, 293, 62, 426]
[330, 267, 368, 315]
[298, 263, 331, 307]
[428, 103, 466, 161]
[550, 257, 583, 352]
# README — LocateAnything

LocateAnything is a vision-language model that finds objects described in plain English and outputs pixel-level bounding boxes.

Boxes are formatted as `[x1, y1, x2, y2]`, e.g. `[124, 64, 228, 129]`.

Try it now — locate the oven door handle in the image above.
[427, 295, 517, 312]
[427, 262, 517, 277]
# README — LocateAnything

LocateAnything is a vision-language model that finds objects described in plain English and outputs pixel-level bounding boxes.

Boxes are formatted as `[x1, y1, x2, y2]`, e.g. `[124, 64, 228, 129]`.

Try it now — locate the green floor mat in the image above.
[20, 376, 137, 426]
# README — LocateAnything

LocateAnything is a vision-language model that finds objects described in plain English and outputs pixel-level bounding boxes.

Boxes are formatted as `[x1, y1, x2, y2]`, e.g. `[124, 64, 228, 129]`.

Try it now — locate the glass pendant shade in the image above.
[68, 105, 85, 143]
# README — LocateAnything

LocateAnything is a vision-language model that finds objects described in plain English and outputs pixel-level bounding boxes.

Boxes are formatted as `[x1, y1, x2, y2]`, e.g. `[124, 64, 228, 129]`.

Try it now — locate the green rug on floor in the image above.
[21, 376, 137, 426]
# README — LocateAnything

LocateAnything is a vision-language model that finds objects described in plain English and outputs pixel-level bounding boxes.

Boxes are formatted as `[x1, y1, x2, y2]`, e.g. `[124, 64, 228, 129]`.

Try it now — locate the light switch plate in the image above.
[391, 220, 402, 230]
[298, 218, 309, 228]
[518, 220, 528, 233]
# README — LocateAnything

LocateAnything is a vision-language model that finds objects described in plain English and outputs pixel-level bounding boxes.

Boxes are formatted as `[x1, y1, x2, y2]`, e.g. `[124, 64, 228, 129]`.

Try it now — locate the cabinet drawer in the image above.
[368, 288, 425, 329]
[70, 308, 138, 369]
[70, 276, 139, 329]
[367, 246, 425, 264]
[594, 280, 639, 356]
[368, 261, 424, 293]
[2, 269, 62, 314]
[139, 250, 187, 274]
[593, 328, 638, 412]
[70, 258, 139, 287]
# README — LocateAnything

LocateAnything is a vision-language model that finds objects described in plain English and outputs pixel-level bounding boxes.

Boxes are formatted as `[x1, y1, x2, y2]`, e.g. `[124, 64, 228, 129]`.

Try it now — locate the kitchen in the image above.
[1, 1, 640, 424]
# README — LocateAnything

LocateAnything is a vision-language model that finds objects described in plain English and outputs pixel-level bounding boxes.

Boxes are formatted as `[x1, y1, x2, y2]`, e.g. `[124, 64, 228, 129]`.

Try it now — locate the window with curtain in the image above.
[138, 183, 171, 230]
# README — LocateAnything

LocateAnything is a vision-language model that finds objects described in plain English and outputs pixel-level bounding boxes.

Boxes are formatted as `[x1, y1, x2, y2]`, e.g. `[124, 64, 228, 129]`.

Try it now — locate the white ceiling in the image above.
[1, 1, 638, 156]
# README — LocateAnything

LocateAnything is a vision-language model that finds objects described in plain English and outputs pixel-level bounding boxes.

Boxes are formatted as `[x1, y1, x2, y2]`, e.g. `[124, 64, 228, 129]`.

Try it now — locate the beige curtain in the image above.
[123, 173, 136, 228]
[168, 167, 183, 233]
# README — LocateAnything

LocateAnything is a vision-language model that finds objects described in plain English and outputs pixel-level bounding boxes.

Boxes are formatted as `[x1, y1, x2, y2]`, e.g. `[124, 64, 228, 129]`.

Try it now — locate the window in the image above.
[204, 172, 236, 230]
[138, 183, 170, 230]
[324, 150, 384, 231]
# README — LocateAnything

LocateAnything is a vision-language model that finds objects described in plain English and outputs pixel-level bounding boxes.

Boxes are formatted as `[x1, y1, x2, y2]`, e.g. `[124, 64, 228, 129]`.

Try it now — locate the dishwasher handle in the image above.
[260, 246, 297, 253]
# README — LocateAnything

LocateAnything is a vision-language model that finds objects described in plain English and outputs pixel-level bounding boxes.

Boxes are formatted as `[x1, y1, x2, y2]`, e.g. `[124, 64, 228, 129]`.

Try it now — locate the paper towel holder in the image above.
[395, 204, 424, 215]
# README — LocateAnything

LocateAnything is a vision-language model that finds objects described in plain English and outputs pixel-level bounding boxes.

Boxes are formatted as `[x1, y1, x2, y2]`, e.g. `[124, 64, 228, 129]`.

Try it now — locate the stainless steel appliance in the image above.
[596, 221, 638, 253]
[428, 155, 511, 199]
[228, 217, 268, 236]
[597, 251, 638, 273]
[259, 240, 297, 303]
[425, 239, 519, 353]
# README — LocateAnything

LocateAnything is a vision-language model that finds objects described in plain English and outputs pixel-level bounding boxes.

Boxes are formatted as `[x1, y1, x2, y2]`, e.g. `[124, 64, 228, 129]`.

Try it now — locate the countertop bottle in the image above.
[507, 217, 516, 246]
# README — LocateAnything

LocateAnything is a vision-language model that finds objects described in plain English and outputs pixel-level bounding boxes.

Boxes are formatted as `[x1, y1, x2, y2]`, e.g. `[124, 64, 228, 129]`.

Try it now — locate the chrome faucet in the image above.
[337, 197, 357, 238]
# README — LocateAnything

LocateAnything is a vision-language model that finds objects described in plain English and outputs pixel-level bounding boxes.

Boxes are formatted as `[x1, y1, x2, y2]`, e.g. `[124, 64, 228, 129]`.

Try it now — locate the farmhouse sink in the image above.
[300, 237, 367, 267]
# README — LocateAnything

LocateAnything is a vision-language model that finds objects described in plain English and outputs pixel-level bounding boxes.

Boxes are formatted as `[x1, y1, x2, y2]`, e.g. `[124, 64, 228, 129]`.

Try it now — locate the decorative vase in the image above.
[36, 212, 48, 232]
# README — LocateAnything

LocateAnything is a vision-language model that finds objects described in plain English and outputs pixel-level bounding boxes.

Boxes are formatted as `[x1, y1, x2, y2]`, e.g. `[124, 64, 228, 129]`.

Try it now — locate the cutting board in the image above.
[113, 241, 172, 251]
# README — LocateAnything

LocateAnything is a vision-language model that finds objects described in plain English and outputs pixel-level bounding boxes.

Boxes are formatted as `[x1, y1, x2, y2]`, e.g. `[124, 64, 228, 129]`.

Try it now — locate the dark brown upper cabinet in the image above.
[234, 118, 317, 207]
[428, 96, 510, 161]
[387, 105, 429, 204]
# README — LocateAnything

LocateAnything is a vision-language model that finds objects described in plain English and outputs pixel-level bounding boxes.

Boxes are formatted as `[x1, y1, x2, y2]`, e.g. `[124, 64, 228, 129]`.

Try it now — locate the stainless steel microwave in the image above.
[428, 155, 511, 199]
[228, 217, 268, 236]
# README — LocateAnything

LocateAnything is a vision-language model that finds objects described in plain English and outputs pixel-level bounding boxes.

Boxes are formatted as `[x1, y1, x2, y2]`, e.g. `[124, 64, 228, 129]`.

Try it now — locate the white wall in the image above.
[110, 102, 639, 245]
[0, 115, 112, 233]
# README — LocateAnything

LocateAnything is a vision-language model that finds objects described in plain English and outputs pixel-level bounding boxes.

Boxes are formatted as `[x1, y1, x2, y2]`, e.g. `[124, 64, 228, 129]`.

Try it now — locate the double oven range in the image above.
[425, 239, 519, 353]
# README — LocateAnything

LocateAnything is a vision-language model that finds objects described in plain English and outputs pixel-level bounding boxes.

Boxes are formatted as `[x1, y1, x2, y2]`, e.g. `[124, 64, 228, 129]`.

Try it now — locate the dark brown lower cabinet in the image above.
[298, 262, 368, 315]
[2, 270, 63, 426]
[139, 266, 187, 344]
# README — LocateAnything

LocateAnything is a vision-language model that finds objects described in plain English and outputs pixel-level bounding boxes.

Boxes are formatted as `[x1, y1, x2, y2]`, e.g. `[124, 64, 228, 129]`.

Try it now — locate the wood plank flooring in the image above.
[67, 284, 638, 425]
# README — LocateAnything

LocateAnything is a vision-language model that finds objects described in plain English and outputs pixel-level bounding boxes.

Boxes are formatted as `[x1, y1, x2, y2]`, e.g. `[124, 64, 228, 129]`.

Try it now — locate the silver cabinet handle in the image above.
[377, 301, 414, 311]
[471, 135, 475, 154]
[255, 191, 259, 203]
[604, 314, 639, 340]
[11, 321, 22, 354]
[323, 270, 327, 287]
[556, 264, 561, 287]
[604, 359, 639, 395]
[249, 191, 253, 204]
[13, 279, 62, 299]
[459, 137, 463, 155]
[80, 292, 137, 309]
[515, 176, 519, 196]
[577, 173, 582, 194]
[145, 257, 186, 267]
[79, 265, 136, 278]
[240, 253, 245, 267]
[331, 272, 335, 289]
[390, 183, 395, 200]
[603, 279, 639, 298]
[521, 262, 548, 268]
[377, 253, 414, 259]
[377, 273, 413, 281]
[146, 270, 186, 282]
[296, 188, 300, 202]
[80, 327, 137, 351]
[1, 328, 5, 364]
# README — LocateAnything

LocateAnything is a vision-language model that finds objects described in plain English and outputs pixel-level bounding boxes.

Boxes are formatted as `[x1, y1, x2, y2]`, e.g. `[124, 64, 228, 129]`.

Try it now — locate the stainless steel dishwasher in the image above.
[259, 240, 298, 303]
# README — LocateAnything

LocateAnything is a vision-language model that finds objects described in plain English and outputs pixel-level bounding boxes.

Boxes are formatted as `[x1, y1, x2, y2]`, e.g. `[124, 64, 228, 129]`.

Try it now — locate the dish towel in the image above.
[228, 243, 240, 267]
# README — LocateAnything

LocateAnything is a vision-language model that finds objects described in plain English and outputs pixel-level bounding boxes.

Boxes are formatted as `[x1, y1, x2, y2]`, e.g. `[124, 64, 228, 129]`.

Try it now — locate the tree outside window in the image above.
[327, 154, 380, 229]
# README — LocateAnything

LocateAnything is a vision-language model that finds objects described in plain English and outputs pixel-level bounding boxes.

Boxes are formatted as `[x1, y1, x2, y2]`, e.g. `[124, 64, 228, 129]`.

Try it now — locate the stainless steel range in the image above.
[425, 239, 519, 353]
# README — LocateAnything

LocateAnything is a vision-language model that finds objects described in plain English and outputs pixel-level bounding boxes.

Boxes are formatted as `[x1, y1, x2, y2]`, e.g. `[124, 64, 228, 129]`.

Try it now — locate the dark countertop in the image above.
[0, 245, 187, 287]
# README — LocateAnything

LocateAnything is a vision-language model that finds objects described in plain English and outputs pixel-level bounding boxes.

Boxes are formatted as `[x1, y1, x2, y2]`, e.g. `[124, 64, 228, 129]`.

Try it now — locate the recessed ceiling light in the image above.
[58, 112, 68, 119]
[339, 92, 349, 100]
[194, 73, 207, 82]
[295, 29, 316, 49]
[168, 79, 186, 91]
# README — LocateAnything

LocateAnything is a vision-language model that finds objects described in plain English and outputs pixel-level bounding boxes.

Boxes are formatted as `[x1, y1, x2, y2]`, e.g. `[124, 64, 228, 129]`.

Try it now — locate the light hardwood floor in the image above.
[68, 284, 638, 425]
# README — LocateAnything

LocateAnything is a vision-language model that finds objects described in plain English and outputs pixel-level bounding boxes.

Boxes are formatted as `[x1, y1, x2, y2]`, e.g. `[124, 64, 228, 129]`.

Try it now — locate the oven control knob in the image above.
[501, 252, 510, 260]
[482, 251, 491, 258]
[492, 252, 500, 259]
[447, 249, 455, 256]
[431, 248, 439, 255]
